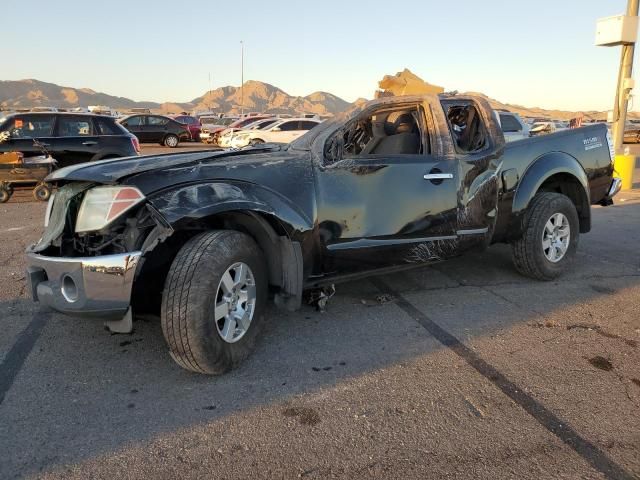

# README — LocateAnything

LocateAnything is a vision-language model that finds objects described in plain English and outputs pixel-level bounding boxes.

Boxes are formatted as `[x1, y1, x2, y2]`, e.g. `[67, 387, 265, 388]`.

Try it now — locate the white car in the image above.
[229, 118, 322, 148]
[217, 118, 279, 148]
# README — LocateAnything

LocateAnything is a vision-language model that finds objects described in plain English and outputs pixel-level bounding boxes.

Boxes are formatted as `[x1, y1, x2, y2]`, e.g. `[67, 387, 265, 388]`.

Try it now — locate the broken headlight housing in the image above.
[75, 186, 145, 233]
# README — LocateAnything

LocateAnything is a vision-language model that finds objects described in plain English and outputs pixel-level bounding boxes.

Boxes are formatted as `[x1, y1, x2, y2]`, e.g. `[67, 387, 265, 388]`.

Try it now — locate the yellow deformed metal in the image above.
[376, 69, 444, 97]
[613, 154, 636, 190]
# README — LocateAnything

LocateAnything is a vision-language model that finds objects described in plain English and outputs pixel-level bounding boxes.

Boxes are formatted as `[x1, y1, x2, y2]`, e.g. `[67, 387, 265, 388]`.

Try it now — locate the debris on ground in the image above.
[306, 285, 335, 312]
[463, 396, 486, 418]
[375, 293, 395, 304]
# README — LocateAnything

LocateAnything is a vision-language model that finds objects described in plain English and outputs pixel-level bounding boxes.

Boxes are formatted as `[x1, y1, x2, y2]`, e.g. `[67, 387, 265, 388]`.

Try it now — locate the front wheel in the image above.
[511, 192, 579, 280]
[0, 185, 11, 203]
[163, 134, 179, 148]
[161, 230, 267, 374]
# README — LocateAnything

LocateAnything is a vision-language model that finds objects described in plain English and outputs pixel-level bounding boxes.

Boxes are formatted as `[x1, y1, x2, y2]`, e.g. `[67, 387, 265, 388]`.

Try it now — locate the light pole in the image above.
[240, 40, 244, 116]
[612, 0, 639, 151]
[597, 0, 639, 189]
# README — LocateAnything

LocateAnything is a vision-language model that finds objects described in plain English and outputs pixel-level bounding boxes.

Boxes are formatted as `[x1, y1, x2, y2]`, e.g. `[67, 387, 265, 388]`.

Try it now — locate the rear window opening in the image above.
[443, 102, 488, 153]
[325, 104, 428, 162]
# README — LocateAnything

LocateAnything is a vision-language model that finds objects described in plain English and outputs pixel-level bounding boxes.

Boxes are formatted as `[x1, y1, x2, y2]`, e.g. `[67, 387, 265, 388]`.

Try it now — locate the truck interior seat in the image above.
[370, 111, 420, 154]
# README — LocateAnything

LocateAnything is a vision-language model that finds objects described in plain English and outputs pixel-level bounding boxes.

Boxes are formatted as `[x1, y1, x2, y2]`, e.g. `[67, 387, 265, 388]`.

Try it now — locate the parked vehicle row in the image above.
[212, 116, 322, 148]
[0, 112, 139, 168]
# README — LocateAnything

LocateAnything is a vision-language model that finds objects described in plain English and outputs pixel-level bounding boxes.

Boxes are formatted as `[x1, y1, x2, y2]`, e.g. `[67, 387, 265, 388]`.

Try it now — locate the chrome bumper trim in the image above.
[26, 251, 141, 318]
[607, 177, 622, 198]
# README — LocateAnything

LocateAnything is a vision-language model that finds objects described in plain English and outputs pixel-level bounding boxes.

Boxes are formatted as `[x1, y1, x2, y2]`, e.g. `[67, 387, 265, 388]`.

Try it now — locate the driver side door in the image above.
[314, 106, 462, 275]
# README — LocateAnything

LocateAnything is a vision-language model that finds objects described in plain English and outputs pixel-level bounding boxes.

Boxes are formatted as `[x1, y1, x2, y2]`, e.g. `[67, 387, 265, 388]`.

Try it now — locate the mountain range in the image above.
[0, 78, 628, 121]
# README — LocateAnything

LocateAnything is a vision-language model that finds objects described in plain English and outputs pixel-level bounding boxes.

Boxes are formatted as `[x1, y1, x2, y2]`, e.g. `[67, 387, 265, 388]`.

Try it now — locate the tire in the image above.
[163, 134, 179, 148]
[33, 184, 52, 202]
[161, 230, 267, 374]
[0, 186, 10, 203]
[511, 192, 579, 280]
[249, 138, 265, 146]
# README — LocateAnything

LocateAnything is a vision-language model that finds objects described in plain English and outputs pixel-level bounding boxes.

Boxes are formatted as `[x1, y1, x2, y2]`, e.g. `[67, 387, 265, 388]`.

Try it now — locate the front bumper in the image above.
[26, 251, 141, 318]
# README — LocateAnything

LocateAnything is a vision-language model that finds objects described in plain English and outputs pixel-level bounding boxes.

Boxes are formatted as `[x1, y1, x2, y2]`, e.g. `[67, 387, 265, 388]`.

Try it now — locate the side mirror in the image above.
[271, 127, 281, 132]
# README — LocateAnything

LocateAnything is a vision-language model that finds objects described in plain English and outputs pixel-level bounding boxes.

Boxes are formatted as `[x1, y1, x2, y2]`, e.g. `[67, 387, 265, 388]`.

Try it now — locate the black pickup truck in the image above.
[26, 94, 620, 374]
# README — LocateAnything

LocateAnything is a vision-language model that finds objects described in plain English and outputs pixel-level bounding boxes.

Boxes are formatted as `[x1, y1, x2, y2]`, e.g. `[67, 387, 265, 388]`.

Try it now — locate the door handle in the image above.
[423, 173, 453, 180]
[82, 141, 98, 146]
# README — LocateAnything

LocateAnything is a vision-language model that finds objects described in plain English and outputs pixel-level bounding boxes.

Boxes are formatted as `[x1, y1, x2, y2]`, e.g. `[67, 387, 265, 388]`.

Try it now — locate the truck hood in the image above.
[47, 145, 286, 184]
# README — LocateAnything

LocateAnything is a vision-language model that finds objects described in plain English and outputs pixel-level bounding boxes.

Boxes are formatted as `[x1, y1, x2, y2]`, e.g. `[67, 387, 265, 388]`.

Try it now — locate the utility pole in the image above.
[596, 0, 639, 189]
[612, 0, 639, 151]
[240, 40, 244, 116]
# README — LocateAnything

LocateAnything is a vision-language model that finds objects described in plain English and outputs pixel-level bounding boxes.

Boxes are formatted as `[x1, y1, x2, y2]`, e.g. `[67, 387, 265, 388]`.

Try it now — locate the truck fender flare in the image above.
[148, 181, 313, 234]
[510, 152, 590, 236]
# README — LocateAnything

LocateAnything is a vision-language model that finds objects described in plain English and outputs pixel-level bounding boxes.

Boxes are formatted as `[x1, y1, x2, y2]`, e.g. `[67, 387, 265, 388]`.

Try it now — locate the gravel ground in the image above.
[0, 186, 638, 479]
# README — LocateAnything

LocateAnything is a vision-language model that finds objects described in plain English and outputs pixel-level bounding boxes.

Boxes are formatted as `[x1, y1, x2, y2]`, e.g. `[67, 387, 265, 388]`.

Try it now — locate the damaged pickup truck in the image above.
[26, 94, 621, 374]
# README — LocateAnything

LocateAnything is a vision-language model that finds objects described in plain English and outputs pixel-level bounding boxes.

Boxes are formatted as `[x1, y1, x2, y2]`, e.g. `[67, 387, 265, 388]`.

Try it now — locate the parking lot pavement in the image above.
[0, 191, 638, 479]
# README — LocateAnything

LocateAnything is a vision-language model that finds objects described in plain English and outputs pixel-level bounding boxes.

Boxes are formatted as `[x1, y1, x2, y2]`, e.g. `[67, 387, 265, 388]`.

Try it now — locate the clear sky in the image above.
[3, 0, 638, 111]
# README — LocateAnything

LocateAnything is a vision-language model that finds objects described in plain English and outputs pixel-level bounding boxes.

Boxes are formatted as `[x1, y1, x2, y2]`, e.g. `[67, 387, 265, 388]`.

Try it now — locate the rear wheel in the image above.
[161, 230, 267, 374]
[163, 134, 179, 148]
[511, 192, 579, 280]
[33, 183, 52, 202]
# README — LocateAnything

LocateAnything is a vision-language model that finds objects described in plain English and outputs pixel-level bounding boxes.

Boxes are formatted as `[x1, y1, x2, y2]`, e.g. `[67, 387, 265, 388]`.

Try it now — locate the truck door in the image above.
[314, 103, 462, 275]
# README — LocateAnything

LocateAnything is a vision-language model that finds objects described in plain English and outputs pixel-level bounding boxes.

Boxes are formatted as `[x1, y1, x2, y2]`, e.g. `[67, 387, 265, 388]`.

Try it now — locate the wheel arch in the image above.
[133, 183, 312, 313]
[510, 152, 591, 238]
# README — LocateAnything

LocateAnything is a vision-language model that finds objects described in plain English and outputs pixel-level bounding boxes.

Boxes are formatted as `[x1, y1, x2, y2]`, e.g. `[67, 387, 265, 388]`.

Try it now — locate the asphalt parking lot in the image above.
[0, 156, 639, 478]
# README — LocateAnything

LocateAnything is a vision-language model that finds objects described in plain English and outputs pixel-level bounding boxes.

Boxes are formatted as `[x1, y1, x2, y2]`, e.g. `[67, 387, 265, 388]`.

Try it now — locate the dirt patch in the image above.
[282, 406, 321, 426]
[588, 356, 614, 371]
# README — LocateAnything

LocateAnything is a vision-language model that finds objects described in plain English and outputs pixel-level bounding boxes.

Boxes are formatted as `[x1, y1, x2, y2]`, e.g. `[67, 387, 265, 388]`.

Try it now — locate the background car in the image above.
[217, 118, 278, 148]
[213, 116, 273, 146]
[496, 111, 529, 142]
[0, 112, 139, 168]
[118, 114, 190, 147]
[172, 115, 201, 141]
[529, 121, 556, 137]
[199, 116, 238, 144]
[229, 118, 321, 147]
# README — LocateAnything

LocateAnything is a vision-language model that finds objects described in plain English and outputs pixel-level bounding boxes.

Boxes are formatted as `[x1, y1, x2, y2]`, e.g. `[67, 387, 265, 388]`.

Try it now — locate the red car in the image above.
[172, 115, 201, 141]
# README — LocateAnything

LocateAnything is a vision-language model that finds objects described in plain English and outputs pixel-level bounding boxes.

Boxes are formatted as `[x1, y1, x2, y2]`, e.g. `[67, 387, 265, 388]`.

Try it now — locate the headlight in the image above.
[75, 186, 145, 233]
